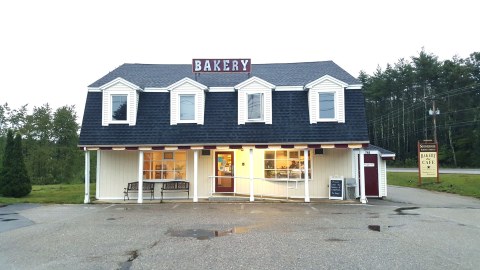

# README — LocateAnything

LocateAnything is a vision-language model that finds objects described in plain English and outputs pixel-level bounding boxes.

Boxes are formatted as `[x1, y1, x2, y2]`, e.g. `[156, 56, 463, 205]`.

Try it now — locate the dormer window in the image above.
[318, 92, 335, 120]
[100, 77, 140, 126]
[168, 78, 207, 125]
[247, 93, 264, 121]
[236, 77, 274, 125]
[179, 94, 196, 121]
[306, 75, 346, 124]
[112, 95, 128, 121]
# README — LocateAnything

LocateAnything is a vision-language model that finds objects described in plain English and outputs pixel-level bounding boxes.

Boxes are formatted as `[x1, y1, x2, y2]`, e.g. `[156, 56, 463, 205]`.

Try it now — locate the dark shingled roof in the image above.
[89, 61, 361, 88]
[79, 90, 369, 146]
[365, 144, 396, 156]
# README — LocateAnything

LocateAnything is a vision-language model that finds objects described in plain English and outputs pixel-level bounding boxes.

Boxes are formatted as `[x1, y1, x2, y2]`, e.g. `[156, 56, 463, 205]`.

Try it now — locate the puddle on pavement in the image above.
[0, 213, 18, 215]
[394, 207, 420, 215]
[0, 205, 6, 208]
[120, 250, 139, 270]
[388, 224, 406, 228]
[1, 218, 18, 222]
[368, 225, 381, 232]
[167, 226, 250, 240]
[326, 238, 348, 242]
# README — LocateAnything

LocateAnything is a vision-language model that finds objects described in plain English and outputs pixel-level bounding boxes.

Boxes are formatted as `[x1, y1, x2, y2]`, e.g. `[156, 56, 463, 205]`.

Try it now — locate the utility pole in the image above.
[432, 99, 438, 143]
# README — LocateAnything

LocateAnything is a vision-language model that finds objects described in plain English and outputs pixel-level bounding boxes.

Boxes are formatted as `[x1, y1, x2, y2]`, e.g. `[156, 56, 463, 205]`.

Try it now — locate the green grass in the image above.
[0, 184, 96, 204]
[388, 172, 480, 199]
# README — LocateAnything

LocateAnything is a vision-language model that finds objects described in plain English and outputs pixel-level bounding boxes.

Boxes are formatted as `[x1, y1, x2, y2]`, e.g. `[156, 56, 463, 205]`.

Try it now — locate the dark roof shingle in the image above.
[89, 61, 360, 88]
[79, 90, 369, 146]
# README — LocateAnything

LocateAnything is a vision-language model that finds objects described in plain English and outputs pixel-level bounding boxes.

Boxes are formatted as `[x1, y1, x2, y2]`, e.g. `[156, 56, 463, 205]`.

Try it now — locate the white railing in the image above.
[207, 176, 309, 200]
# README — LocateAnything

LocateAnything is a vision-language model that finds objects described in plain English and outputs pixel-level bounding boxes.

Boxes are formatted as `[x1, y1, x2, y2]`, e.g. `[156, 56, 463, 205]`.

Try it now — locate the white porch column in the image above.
[193, 150, 199, 202]
[249, 148, 254, 202]
[95, 150, 101, 199]
[304, 149, 310, 202]
[137, 151, 144, 204]
[359, 148, 367, 204]
[84, 150, 90, 204]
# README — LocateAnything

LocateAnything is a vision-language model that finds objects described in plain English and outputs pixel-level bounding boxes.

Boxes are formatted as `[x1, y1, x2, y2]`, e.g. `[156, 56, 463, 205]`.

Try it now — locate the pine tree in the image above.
[0, 131, 31, 197]
[0, 130, 14, 195]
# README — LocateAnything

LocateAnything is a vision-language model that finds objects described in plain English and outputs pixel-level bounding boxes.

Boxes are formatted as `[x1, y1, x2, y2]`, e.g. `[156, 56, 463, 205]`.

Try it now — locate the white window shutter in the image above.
[197, 92, 205, 125]
[308, 90, 318, 124]
[170, 92, 178, 125]
[102, 91, 109, 126]
[265, 91, 272, 124]
[337, 89, 345, 123]
[238, 92, 246, 125]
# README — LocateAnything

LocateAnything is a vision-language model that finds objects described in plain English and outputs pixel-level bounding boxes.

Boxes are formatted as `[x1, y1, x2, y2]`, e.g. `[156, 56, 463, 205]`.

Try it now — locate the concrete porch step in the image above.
[208, 196, 250, 202]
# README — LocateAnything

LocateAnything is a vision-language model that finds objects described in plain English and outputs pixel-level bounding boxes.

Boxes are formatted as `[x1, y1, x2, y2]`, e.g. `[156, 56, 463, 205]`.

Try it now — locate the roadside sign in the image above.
[417, 141, 439, 184]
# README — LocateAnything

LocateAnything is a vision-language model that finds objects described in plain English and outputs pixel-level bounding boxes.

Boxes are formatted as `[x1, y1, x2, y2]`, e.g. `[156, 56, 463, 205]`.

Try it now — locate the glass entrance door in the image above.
[215, 152, 234, 192]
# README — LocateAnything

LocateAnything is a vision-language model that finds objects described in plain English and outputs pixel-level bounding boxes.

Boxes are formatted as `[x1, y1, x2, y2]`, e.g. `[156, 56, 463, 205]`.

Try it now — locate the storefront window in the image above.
[264, 150, 311, 179]
[143, 151, 186, 180]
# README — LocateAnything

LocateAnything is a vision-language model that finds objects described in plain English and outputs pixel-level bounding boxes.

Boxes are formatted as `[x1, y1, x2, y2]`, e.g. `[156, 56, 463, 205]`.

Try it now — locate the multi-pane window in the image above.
[247, 93, 264, 121]
[111, 95, 127, 121]
[143, 151, 187, 180]
[264, 150, 311, 179]
[319, 92, 335, 119]
[179, 95, 195, 121]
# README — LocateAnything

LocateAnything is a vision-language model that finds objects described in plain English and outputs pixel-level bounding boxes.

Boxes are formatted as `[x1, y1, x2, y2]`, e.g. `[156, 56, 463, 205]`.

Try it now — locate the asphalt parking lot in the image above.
[1, 187, 479, 270]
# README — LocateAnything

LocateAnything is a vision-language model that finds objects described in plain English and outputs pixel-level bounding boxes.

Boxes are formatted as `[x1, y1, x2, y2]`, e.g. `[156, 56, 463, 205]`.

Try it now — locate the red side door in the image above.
[363, 154, 379, 197]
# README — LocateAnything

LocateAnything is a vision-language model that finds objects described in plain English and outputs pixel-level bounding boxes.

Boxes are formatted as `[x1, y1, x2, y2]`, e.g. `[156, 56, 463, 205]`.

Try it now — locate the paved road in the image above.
[1, 190, 479, 270]
[388, 168, 480, 174]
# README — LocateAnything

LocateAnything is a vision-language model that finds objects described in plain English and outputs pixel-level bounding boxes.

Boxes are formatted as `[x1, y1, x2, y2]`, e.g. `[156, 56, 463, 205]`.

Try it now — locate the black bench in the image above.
[161, 181, 190, 202]
[124, 182, 155, 201]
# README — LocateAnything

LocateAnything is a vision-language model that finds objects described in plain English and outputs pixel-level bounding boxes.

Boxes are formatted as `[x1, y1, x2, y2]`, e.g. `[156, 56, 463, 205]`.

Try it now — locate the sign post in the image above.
[417, 141, 439, 185]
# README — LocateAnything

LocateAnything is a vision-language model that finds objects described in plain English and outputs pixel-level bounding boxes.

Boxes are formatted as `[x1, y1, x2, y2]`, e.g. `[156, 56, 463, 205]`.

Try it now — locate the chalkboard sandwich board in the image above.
[329, 177, 344, 200]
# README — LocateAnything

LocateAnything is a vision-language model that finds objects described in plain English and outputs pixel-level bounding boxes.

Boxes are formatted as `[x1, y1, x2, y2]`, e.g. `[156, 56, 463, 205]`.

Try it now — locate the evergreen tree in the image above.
[0, 130, 14, 195]
[0, 131, 31, 197]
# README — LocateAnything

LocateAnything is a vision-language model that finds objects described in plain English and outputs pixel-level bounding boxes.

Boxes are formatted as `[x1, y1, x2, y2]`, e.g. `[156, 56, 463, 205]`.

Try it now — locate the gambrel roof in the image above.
[80, 61, 368, 147]
[89, 61, 361, 89]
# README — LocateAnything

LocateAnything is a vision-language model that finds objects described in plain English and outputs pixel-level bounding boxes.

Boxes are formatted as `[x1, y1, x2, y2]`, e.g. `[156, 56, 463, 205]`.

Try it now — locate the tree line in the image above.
[360, 49, 480, 167]
[0, 103, 85, 184]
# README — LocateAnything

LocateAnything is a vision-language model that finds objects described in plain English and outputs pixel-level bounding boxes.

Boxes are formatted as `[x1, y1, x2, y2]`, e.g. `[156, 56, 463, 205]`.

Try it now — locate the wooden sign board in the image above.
[417, 141, 439, 184]
[329, 177, 344, 200]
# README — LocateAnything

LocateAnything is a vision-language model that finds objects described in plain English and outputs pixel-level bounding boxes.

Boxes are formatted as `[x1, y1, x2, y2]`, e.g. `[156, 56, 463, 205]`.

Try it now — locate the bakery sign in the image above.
[192, 59, 251, 73]
[417, 141, 439, 179]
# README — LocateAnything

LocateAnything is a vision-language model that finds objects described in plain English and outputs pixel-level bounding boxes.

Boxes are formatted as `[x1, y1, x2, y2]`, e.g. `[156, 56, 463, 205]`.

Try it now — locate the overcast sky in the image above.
[1, 0, 478, 122]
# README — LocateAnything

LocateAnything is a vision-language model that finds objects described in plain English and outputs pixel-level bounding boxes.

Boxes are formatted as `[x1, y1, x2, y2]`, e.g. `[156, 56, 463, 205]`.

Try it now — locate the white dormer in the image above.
[306, 75, 347, 124]
[100, 77, 141, 126]
[168, 78, 207, 125]
[235, 76, 274, 125]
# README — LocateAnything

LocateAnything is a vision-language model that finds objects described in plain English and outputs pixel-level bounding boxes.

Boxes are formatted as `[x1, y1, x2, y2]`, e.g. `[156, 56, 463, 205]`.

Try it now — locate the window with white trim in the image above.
[318, 92, 335, 119]
[247, 93, 264, 121]
[264, 150, 311, 179]
[143, 151, 187, 180]
[179, 94, 196, 121]
[111, 94, 128, 121]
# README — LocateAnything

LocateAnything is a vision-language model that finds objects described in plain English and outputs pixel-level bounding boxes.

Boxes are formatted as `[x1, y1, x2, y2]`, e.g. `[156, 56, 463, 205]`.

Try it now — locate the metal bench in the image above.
[124, 181, 155, 201]
[161, 181, 190, 202]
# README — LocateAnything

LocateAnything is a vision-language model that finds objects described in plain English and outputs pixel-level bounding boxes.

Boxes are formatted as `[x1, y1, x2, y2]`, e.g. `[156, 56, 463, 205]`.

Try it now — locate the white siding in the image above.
[233, 148, 353, 199]
[102, 82, 138, 126]
[379, 158, 387, 197]
[98, 150, 139, 199]
[237, 81, 273, 125]
[308, 79, 345, 124]
[170, 82, 205, 125]
[97, 149, 357, 200]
